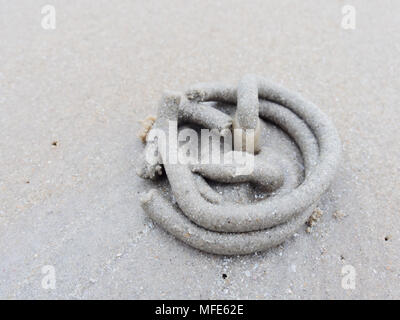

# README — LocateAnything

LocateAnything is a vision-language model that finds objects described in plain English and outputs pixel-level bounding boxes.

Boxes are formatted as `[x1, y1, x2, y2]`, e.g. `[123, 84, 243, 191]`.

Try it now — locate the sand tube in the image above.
[137, 99, 232, 180]
[141, 189, 315, 255]
[139, 75, 341, 254]
[190, 135, 296, 203]
[190, 153, 284, 192]
[233, 74, 261, 153]
[179, 99, 232, 132]
[193, 174, 223, 204]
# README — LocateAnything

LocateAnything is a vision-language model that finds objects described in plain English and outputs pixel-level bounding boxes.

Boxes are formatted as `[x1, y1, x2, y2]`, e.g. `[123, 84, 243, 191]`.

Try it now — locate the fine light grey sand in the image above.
[1, 0, 399, 299]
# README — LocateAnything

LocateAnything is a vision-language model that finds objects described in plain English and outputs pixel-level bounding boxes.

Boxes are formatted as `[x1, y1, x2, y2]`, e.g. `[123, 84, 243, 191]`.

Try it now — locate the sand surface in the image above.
[0, 0, 399, 299]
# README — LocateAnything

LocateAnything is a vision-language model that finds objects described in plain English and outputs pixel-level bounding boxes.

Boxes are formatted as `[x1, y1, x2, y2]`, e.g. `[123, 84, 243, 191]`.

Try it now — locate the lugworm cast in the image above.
[138, 75, 341, 255]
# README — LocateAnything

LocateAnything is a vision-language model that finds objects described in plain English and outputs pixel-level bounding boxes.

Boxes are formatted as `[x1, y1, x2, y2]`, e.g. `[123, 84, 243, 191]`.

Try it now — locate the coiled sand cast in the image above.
[137, 75, 341, 255]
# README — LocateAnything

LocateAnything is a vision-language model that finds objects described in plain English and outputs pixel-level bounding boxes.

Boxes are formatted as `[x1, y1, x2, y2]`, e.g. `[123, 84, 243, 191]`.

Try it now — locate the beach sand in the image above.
[0, 0, 399, 299]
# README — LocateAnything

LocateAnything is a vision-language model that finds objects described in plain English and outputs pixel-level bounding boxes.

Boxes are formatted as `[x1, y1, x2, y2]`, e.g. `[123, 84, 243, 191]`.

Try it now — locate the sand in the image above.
[0, 0, 399, 299]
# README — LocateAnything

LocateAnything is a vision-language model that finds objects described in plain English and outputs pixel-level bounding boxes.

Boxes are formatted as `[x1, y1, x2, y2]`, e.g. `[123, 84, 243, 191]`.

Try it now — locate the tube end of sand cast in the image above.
[140, 189, 157, 205]
[161, 91, 181, 105]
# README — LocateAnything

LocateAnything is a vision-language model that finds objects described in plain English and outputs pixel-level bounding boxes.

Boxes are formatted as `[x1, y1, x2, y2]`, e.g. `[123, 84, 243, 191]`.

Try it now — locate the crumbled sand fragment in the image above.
[333, 210, 347, 220]
[138, 115, 156, 143]
[306, 207, 324, 232]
